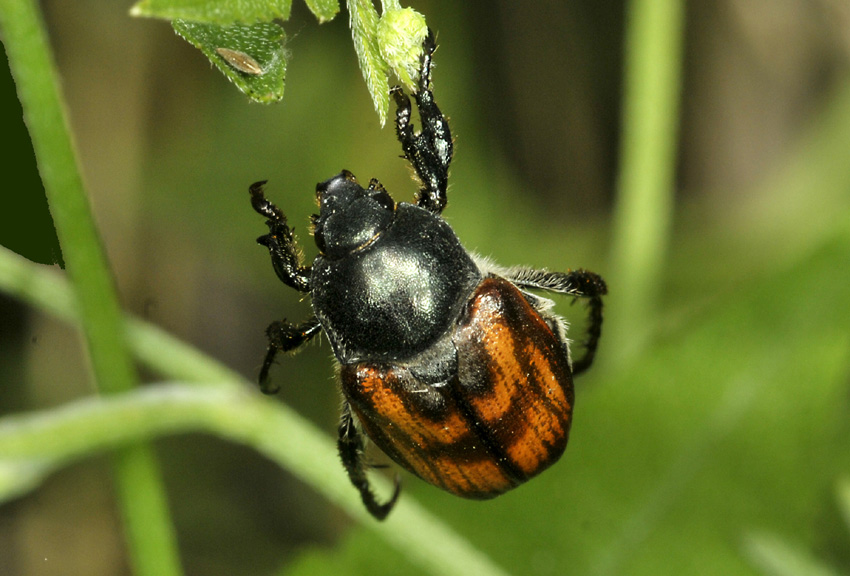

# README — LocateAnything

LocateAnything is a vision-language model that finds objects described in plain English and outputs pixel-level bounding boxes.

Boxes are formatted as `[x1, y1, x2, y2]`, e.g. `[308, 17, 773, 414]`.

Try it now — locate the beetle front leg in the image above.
[259, 317, 322, 394]
[250, 181, 312, 293]
[338, 403, 401, 520]
[391, 30, 453, 215]
[507, 268, 607, 376]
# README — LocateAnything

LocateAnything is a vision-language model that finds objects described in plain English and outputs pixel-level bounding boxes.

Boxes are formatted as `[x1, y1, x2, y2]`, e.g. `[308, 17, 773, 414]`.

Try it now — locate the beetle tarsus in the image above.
[391, 29, 452, 215]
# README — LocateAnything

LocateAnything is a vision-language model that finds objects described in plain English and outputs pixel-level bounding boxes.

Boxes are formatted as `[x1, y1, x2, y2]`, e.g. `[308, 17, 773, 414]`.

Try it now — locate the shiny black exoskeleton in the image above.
[250, 31, 607, 520]
[311, 174, 481, 364]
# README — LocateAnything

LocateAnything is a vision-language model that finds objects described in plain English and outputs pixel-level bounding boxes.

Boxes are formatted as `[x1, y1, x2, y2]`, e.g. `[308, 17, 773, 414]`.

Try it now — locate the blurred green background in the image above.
[1, 1, 850, 575]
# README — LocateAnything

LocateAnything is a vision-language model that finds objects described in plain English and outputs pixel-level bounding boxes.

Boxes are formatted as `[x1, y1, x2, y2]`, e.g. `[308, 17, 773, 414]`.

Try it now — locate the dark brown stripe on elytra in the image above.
[465, 317, 572, 429]
[453, 277, 573, 482]
[487, 318, 572, 440]
[355, 397, 516, 498]
[481, 339, 571, 476]
[341, 363, 517, 497]
[497, 283, 573, 473]
[340, 365, 449, 489]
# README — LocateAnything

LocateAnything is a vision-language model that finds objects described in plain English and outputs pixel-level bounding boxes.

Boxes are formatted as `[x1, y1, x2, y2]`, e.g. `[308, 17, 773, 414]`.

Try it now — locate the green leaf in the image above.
[130, 0, 291, 25]
[345, 2, 430, 125]
[580, 236, 850, 576]
[172, 19, 286, 103]
[376, 7, 427, 92]
[743, 478, 850, 576]
[134, 0, 426, 123]
[303, 0, 340, 23]
[347, 0, 390, 124]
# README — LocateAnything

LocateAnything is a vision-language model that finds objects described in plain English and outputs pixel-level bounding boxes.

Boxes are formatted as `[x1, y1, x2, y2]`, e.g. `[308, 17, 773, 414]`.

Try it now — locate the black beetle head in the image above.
[313, 170, 396, 259]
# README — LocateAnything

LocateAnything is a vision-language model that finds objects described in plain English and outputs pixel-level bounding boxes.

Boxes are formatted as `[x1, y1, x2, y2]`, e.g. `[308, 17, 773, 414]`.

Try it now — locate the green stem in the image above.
[608, 0, 686, 362]
[0, 245, 515, 576]
[0, 2, 181, 574]
[0, 246, 242, 385]
[0, 382, 512, 576]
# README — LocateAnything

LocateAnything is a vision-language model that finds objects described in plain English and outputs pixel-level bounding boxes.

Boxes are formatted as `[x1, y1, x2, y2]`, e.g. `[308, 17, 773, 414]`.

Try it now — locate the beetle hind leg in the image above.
[506, 268, 607, 376]
[568, 293, 604, 375]
[338, 403, 401, 520]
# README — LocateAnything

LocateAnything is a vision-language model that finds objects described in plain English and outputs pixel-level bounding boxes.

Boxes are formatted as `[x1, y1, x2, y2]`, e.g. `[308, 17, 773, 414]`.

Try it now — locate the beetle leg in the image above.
[391, 29, 453, 215]
[250, 181, 312, 293]
[337, 402, 401, 520]
[259, 317, 322, 394]
[506, 268, 607, 376]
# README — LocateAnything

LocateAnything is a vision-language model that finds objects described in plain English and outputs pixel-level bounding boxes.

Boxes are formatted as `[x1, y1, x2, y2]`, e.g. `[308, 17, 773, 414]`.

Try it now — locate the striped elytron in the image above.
[249, 31, 606, 520]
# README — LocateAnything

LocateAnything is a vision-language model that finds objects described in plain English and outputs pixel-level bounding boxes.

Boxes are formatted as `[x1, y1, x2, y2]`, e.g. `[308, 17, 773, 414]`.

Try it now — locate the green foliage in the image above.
[2, 1, 849, 575]
[346, 0, 387, 120]
[131, 0, 426, 121]
[348, 0, 427, 122]
[608, 0, 685, 362]
[840, 478, 850, 532]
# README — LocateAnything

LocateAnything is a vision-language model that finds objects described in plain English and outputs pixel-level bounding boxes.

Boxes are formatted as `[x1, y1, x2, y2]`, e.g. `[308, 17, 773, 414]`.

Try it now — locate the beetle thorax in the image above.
[311, 202, 481, 364]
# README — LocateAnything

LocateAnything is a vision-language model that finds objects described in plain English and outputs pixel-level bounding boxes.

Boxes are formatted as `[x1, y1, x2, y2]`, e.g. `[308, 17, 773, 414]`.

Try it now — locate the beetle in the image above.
[249, 31, 607, 520]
